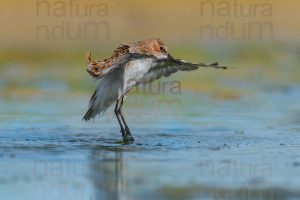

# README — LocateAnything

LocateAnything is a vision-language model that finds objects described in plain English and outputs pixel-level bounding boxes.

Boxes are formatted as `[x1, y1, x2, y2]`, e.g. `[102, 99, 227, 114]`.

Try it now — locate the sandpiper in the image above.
[83, 38, 227, 142]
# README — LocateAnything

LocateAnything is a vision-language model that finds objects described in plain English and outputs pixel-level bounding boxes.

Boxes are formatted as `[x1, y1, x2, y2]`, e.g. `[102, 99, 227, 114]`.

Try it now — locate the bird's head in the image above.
[129, 38, 169, 59]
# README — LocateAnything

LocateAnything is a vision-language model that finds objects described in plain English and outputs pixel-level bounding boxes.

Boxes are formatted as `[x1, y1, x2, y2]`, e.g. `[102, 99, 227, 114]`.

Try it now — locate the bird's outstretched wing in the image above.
[86, 48, 227, 81]
[140, 54, 227, 83]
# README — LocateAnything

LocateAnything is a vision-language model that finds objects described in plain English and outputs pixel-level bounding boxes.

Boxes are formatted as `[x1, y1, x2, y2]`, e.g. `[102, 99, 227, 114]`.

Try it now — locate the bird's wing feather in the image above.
[140, 56, 227, 83]
[86, 52, 151, 78]
[100, 53, 152, 76]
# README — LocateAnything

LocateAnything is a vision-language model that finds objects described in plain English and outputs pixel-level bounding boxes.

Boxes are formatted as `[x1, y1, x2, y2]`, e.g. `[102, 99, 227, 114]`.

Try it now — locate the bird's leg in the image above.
[119, 97, 130, 131]
[115, 97, 134, 142]
[114, 99, 126, 139]
[119, 96, 134, 141]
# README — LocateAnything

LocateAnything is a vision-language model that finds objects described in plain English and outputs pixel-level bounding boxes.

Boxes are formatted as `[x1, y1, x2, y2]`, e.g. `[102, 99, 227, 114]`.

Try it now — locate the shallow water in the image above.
[1, 85, 300, 200]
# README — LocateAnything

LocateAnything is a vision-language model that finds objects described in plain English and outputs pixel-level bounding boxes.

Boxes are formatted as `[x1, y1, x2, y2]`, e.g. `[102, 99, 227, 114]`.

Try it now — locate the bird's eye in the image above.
[160, 46, 164, 51]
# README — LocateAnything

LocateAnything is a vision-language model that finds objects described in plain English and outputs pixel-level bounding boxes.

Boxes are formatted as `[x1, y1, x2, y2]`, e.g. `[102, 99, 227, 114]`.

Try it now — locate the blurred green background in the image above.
[1, 0, 299, 100]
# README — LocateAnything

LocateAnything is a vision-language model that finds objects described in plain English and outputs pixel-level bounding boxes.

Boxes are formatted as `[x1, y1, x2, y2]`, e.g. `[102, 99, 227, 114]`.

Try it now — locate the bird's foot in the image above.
[121, 128, 134, 143]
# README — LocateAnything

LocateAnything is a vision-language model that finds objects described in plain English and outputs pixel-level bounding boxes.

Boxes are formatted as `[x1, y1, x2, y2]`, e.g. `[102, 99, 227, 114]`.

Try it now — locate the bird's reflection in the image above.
[90, 148, 125, 200]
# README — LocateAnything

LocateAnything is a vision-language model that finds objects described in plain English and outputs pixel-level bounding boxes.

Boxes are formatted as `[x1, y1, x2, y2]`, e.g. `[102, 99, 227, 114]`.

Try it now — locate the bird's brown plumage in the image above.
[85, 38, 168, 78]
[86, 43, 130, 78]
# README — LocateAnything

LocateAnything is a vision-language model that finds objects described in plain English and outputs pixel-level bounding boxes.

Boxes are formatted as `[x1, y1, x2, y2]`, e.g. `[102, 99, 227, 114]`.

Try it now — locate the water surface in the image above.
[1, 85, 300, 200]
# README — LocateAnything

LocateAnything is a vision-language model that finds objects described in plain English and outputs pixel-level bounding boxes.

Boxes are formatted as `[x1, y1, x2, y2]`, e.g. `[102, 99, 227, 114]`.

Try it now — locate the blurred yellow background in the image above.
[1, 0, 299, 48]
[0, 0, 299, 99]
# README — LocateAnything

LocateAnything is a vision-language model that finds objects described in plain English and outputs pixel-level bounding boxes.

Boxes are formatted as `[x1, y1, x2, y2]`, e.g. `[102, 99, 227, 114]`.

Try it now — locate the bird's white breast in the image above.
[123, 58, 155, 93]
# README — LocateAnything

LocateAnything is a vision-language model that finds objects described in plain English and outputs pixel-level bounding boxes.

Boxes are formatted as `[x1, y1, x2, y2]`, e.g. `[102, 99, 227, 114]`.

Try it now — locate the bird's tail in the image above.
[83, 105, 96, 121]
[83, 109, 91, 121]
[83, 74, 120, 121]
[82, 90, 100, 121]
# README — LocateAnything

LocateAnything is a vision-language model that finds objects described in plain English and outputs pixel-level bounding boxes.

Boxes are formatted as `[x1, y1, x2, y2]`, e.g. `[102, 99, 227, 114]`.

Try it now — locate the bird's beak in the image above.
[168, 54, 181, 65]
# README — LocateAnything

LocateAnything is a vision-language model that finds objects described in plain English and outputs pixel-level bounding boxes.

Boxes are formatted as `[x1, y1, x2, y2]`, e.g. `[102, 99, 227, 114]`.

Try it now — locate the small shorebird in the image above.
[83, 38, 226, 142]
